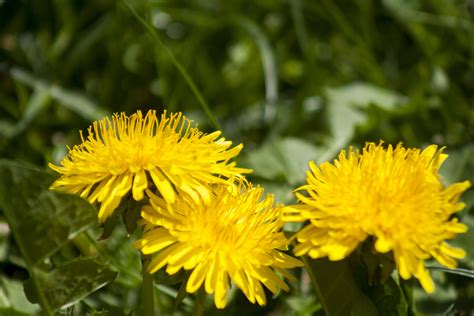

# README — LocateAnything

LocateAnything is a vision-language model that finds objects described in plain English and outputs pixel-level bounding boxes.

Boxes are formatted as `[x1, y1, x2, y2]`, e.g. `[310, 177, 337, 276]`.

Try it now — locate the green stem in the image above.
[192, 289, 206, 316]
[142, 257, 155, 316]
[30, 267, 54, 316]
[400, 278, 414, 316]
[301, 256, 329, 315]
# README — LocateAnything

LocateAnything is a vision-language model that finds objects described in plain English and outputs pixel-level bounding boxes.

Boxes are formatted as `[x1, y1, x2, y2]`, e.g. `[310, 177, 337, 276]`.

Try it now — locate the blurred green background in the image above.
[1, 0, 473, 315]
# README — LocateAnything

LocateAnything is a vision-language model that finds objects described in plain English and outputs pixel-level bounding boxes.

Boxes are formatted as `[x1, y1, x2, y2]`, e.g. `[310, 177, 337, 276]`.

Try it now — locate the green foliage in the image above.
[0, 161, 117, 314]
[0, 161, 97, 266]
[23, 257, 117, 312]
[304, 257, 378, 316]
[0, 0, 473, 314]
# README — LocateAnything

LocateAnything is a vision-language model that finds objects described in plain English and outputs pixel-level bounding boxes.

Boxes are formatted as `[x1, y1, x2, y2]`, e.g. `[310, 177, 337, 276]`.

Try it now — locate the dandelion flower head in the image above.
[49, 110, 250, 222]
[283, 142, 470, 293]
[134, 180, 303, 308]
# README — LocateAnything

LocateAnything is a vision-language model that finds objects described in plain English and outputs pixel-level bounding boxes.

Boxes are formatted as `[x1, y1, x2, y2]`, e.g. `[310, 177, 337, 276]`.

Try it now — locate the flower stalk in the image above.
[142, 256, 155, 316]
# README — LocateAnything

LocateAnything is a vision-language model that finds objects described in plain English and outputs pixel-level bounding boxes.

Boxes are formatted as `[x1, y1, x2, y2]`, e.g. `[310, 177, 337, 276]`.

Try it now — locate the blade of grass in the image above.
[10, 67, 107, 120]
[311, 0, 385, 85]
[233, 15, 278, 124]
[290, 0, 309, 59]
[426, 266, 474, 279]
[136, 7, 278, 127]
[122, 0, 220, 130]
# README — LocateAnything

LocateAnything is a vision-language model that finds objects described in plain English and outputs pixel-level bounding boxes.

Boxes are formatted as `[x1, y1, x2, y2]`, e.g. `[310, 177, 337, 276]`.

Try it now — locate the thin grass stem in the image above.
[122, 0, 221, 130]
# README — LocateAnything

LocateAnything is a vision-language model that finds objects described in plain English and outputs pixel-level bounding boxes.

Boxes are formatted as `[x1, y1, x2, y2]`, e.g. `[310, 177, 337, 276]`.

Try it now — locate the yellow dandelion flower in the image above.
[283, 142, 470, 293]
[49, 110, 250, 222]
[134, 180, 303, 309]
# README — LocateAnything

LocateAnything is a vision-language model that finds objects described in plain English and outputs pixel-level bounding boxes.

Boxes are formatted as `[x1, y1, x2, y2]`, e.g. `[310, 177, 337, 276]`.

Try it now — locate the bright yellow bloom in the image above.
[283, 142, 470, 293]
[134, 180, 303, 309]
[49, 110, 250, 222]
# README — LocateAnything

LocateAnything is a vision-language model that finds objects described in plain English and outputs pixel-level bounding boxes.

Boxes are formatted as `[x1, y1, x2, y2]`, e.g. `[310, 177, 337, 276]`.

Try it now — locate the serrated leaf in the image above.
[24, 257, 117, 312]
[327, 83, 404, 111]
[304, 257, 378, 316]
[325, 82, 405, 149]
[244, 142, 285, 180]
[276, 138, 320, 184]
[0, 160, 98, 266]
[244, 137, 319, 185]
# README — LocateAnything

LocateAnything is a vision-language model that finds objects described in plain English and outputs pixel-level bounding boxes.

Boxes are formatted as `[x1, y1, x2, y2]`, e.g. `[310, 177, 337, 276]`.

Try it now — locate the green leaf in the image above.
[439, 145, 474, 185]
[244, 142, 285, 181]
[276, 138, 320, 184]
[0, 160, 98, 266]
[369, 277, 408, 316]
[255, 180, 295, 204]
[304, 257, 378, 316]
[324, 82, 405, 153]
[24, 257, 117, 312]
[244, 137, 319, 185]
[327, 82, 404, 111]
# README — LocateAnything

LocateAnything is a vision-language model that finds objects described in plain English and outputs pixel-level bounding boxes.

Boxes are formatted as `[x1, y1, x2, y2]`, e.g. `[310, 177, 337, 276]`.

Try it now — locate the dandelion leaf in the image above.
[0, 160, 97, 266]
[24, 257, 117, 312]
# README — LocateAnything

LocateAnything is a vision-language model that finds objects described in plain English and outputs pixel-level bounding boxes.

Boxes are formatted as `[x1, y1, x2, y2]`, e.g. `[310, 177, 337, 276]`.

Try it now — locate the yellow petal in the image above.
[138, 228, 177, 254]
[375, 236, 393, 253]
[98, 176, 117, 202]
[148, 245, 177, 274]
[252, 278, 266, 306]
[205, 257, 219, 294]
[186, 261, 208, 293]
[98, 195, 121, 222]
[112, 172, 133, 197]
[214, 268, 229, 309]
[132, 169, 148, 201]
[395, 252, 412, 280]
[232, 269, 253, 303]
[416, 263, 435, 294]
[149, 168, 176, 203]
[274, 252, 304, 268]
[294, 242, 314, 257]
[440, 243, 466, 259]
